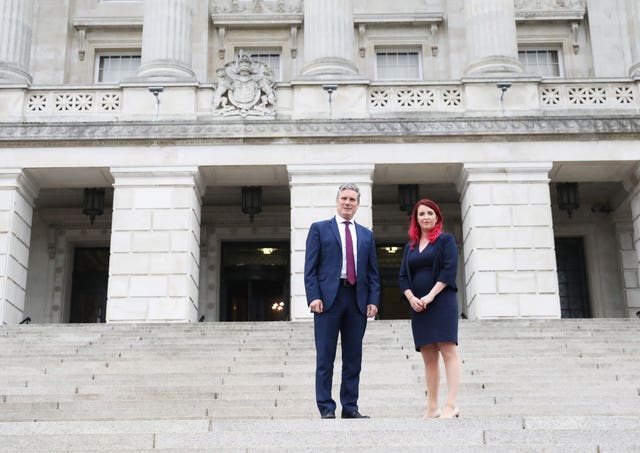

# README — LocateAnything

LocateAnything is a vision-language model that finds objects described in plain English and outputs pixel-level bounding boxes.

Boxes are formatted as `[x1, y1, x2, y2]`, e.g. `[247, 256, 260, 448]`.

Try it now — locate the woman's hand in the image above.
[409, 296, 424, 312]
[420, 294, 435, 306]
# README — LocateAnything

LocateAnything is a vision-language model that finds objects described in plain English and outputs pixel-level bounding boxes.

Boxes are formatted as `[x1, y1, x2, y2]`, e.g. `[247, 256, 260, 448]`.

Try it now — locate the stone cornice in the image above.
[2, 116, 640, 145]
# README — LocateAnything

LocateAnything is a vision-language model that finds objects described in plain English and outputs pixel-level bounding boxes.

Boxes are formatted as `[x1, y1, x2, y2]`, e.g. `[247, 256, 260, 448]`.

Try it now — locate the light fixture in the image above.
[260, 247, 276, 255]
[384, 246, 399, 254]
[398, 184, 419, 216]
[241, 186, 262, 222]
[557, 183, 579, 218]
[82, 188, 105, 225]
[148, 86, 163, 120]
[271, 301, 285, 312]
[322, 84, 338, 117]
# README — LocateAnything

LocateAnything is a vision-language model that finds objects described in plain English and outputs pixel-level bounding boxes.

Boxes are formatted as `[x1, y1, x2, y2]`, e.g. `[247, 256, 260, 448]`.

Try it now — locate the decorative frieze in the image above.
[369, 86, 463, 111]
[25, 91, 122, 114]
[4, 116, 640, 143]
[540, 83, 638, 108]
[514, 0, 586, 20]
[212, 0, 302, 15]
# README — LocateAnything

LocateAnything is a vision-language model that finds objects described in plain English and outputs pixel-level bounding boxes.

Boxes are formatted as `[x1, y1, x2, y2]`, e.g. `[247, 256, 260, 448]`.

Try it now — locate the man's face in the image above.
[336, 189, 360, 221]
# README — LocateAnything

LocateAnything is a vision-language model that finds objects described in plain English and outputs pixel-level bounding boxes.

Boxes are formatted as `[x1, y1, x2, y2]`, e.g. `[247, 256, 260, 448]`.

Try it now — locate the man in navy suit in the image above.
[304, 183, 381, 419]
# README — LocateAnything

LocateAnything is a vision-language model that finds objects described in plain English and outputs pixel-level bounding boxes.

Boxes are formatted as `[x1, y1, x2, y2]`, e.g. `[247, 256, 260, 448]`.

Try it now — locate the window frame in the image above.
[374, 47, 423, 81]
[94, 51, 142, 84]
[236, 48, 283, 82]
[517, 46, 565, 78]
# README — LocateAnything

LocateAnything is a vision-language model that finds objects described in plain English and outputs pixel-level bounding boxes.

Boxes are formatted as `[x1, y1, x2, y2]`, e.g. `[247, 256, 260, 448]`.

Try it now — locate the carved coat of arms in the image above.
[213, 50, 276, 118]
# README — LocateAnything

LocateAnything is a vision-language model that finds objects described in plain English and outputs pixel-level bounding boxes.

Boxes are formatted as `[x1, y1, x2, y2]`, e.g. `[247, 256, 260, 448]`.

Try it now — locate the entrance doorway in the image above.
[555, 237, 591, 318]
[377, 244, 409, 320]
[69, 247, 110, 323]
[220, 242, 290, 321]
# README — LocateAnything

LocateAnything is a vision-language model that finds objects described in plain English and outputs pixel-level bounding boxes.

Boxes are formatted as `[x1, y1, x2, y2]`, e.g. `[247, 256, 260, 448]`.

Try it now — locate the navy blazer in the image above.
[304, 217, 381, 315]
[399, 232, 458, 296]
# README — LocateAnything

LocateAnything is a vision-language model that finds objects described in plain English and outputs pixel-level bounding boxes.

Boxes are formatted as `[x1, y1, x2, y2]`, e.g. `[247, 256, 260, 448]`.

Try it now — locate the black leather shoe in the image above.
[320, 411, 336, 419]
[341, 410, 369, 419]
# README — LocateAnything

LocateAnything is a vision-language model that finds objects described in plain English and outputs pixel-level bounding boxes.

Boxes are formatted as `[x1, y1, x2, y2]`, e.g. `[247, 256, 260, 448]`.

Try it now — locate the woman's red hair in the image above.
[408, 199, 443, 249]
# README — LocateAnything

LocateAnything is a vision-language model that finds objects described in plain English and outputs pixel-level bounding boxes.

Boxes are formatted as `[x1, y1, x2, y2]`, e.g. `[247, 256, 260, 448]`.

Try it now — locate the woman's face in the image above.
[416, 204, 438, 232]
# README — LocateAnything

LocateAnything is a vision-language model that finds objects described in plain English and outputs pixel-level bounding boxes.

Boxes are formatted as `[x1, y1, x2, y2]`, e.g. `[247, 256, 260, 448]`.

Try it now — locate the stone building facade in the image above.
[0, 0, 638, 324]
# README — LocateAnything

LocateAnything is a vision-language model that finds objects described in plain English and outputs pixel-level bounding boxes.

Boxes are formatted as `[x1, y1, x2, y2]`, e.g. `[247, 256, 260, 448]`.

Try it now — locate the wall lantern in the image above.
[82, 188, 105, 225]
[557, 183, 579, 218]
[398, 184, 419, 216]
[241, 186, 262, 222]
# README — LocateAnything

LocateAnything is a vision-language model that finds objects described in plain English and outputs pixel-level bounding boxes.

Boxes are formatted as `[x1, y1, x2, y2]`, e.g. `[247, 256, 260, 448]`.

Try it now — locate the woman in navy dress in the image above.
[399, 199, 461, 419]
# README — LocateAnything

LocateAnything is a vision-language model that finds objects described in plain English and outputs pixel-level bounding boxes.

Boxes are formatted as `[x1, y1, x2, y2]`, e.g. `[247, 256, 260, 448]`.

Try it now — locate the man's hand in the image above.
[309, 299, 324, 313]
[366, 304, 378, 318]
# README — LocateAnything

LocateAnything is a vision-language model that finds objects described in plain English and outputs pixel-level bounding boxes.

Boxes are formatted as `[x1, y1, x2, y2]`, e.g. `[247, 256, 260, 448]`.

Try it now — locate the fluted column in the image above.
[627, 0, 640, 79]
[464, 0, 522, 75]
[302, 0, 359, 78]
[136, 0, 196, 81]
[0, 0, 34, 84]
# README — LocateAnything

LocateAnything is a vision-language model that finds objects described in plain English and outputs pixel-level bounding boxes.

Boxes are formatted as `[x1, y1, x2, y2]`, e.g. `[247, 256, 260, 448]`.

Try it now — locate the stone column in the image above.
[136, 0, 196, 81]
[629, 166, 640, 314]
[288, 164, 374, 320]
[0, 170, 38, 324]
[107, 167, 203, 323]
[0, 0, 34, 84]
[301, 0, 359, 78]
[627, 0, 640, 79]
[464, 0, 522, 75]
[457, 163, 559, 319]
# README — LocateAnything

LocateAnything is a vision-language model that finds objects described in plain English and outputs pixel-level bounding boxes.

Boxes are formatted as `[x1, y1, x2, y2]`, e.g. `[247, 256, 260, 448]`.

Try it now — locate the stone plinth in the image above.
[457, 162, 560, 319]
[107, 167, 203, 323]
[288, 164, 374, 320]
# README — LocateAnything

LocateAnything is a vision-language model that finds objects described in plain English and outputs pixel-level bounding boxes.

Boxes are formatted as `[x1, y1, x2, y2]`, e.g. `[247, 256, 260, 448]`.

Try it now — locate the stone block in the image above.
[292, 208, 332, 229]
[536, 271, 560, 293]
[147, 298, 189, 321]
[0, 211, 12, 233]
[168, 275, 188, 297]
[6, 257, 27, 288]
[9, 237, 29, 265]
[291, 186, 338, 207]
[291, 250, 307, 273]
[109, 231, 132, 253]
[518, 294, 561, 317]
[13, 192, 33, 226]
[466, 270, 497, 295]
[621, 250, 638, 269]
[109, 253, 149, 275]
[1, 298, 24, 324]
[170, 231, 190, 252]
[130, 275, 168, 297]
[527, 184, 552, 204]
[10, 215, 31, 244]
[512, 205, 552, 226]
[106, 298, 151, 322]
[107, 276, 129, 298]
[618, 231, 634, 250]
[112, 188, 135, 209]
[491, 184, 531, 205]
[626, 288, 640, 307]
[466, 205, 513, 227]
[111, 210, 152, 231]
[131, 231, 171, 252]
[131, 187, 177, 209]
[497, 271, 537, 293]
[623, 270, 639, 288]
[0, 190, 14, 210]
[515, 249, 557, 271]
[149, 253, 188, 275]
[468, 249, 515, 271]
[472, 294, 520, 318]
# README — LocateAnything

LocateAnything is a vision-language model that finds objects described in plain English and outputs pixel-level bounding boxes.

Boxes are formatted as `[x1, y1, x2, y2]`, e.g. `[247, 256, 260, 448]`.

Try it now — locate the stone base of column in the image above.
[301, 58, 360, 80]
[465, 56, 523, 76]
[0, 65, 32, 85]
[135, 62, 196, 82]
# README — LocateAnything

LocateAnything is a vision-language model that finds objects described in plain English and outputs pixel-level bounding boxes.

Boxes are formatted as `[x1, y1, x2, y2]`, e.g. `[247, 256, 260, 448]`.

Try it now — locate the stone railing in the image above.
[367, 84, 464, 113]
[539, 81, 638, 109]
[24, 87, 122, 115]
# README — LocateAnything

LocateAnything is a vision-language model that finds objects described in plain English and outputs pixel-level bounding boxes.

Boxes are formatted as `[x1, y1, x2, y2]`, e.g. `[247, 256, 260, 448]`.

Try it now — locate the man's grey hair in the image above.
[336, 183, 361, 201]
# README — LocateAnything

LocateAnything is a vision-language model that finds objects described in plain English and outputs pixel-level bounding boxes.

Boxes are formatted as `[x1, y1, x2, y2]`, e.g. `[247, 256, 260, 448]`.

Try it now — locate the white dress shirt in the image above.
[335, 214, 358, 279]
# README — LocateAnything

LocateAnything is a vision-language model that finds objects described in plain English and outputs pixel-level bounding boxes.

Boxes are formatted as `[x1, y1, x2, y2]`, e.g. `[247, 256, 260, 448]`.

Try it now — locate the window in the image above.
[247, 51, 281, 81]
[518, 49, 562, 77]
[95, 54, 141, 83]
[375, 50, 421, 80]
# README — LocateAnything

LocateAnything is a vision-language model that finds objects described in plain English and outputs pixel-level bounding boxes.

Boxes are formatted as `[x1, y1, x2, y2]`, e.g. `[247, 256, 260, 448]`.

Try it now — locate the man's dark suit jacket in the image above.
[304, 217, 380, 315]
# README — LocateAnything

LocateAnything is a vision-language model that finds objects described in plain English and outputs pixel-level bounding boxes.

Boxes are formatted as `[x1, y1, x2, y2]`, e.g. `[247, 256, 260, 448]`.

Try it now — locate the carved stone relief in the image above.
[213, 50, 276, 118]
[212, 0, 302, 14]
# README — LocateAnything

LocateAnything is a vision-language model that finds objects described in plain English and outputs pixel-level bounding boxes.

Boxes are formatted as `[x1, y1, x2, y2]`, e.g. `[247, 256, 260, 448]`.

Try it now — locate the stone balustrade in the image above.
[7, 80, 640, 121]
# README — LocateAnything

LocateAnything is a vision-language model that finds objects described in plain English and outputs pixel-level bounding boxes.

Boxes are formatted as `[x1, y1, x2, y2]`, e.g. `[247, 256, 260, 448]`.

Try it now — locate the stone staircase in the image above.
[0, 319, 639, 452]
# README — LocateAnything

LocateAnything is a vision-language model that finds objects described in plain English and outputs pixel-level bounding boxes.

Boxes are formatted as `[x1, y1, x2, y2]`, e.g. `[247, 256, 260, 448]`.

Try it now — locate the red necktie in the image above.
[344, 221, 356, 285]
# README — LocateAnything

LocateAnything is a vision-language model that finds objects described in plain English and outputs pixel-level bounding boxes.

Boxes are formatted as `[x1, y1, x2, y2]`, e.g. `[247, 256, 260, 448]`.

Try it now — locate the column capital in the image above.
[287, 164, 374, 185]
[110, 166, 204, 197]
[456, 162, 552, 194]
[0, 169, 39, 206]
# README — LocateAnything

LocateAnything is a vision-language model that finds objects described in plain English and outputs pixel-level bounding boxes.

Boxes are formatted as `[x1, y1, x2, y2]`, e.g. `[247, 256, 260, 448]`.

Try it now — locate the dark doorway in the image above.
[220, 242, 289, 321]
[69, 247, 110, 323]
[377, 244, 409, 320]
[555, 237, 591, 318]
